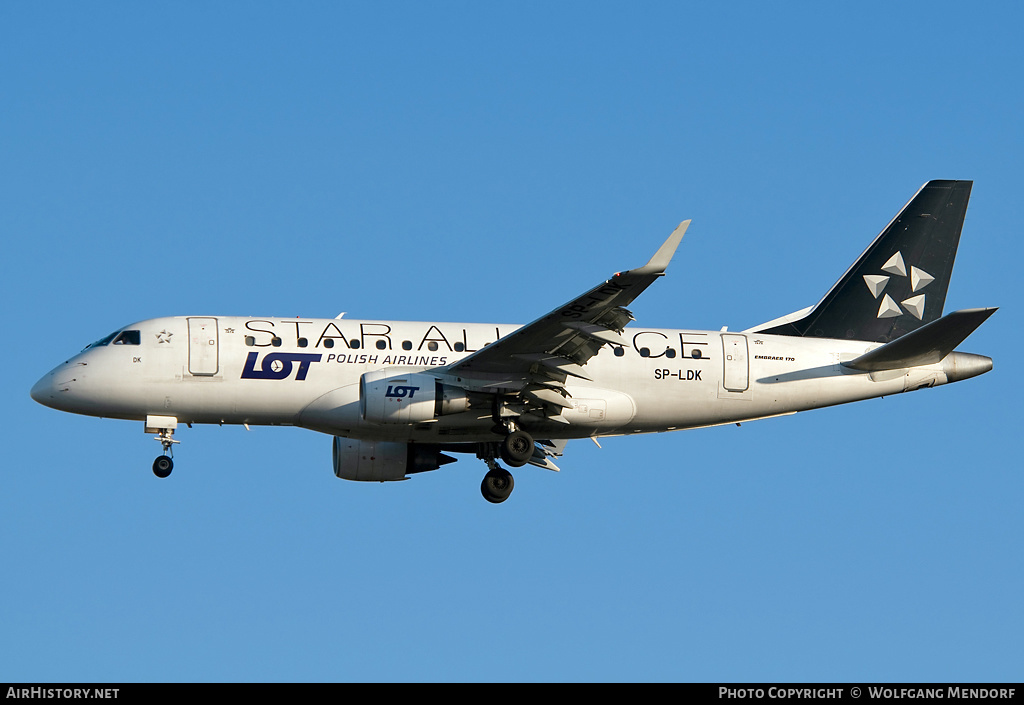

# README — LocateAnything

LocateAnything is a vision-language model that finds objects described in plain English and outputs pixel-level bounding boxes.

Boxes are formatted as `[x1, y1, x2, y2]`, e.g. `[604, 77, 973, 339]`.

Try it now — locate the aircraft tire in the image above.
[481, 468, 514, 504]
[500, 430, 534, 468]
[152, 456, 173, 478]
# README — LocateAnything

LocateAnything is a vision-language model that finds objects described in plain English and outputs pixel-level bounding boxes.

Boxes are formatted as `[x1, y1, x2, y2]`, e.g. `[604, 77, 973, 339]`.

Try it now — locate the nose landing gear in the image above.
[151, 429, 178, 478]
[146, 415, 179, 479]
[152, 454, 174, 478]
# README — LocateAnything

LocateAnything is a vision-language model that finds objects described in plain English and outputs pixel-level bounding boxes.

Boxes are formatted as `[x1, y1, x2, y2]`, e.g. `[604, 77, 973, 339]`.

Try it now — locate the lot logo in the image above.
[385, 384, 420, 399]
[241, 352, 322, 380]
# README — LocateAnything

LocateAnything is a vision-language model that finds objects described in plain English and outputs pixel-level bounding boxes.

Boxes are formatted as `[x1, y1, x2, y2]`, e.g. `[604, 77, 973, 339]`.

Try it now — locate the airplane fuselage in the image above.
[31, 314, 990, 445]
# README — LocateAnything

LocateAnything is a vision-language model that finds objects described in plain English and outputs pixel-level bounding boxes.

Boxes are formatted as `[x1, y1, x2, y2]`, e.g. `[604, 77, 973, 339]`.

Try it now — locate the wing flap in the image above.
[527, 439, 569, 471]
[511, 353, 593, 381]
[522, 386, 575, 409]
[562, 321, 628, 346]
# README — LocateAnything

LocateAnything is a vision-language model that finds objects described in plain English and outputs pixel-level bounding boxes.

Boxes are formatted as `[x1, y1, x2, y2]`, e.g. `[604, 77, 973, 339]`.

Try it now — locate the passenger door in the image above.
[187, 317, 219, 376]
[721, 334, 749, 392]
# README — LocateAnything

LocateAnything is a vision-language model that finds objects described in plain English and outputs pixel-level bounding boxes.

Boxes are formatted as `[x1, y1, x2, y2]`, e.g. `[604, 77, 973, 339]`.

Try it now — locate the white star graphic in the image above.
[863, 251, 934, 320]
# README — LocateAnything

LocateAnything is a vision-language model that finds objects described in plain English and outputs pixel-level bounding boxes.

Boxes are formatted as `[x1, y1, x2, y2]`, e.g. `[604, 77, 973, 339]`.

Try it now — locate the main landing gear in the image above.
[500, 429, 535, 468]
[479, 428, 535, 504]
[481, 459, 515, 504]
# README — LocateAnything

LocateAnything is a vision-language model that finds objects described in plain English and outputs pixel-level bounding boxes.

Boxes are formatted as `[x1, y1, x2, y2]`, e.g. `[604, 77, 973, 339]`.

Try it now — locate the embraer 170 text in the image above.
[32, 181, 995, 503]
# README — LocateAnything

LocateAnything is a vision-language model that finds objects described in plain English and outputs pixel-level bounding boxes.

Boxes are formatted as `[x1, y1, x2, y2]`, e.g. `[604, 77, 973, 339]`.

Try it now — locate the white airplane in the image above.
[31, 180, 996, 503]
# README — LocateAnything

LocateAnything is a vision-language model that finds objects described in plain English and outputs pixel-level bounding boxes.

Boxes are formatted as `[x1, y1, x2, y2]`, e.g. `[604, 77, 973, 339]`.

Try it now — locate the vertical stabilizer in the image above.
[758, 180, 972, 343]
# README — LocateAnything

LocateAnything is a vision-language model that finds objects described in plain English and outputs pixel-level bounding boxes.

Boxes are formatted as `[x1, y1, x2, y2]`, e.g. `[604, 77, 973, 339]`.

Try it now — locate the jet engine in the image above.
[359, 369, 469, 425]
[332, 437, 456, 482]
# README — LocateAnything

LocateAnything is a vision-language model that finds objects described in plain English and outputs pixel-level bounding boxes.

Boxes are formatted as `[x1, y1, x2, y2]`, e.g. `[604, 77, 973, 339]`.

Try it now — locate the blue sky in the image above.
[2, 2, 1020, 682]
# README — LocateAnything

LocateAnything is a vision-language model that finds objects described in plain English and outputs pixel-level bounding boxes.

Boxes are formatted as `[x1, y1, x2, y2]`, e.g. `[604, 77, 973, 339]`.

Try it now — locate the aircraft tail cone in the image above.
[942, 352, 993, 383]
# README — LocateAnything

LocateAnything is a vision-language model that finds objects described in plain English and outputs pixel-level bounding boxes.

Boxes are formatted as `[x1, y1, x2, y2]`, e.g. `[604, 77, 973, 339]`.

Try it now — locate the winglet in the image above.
[626, 220, 690, 276]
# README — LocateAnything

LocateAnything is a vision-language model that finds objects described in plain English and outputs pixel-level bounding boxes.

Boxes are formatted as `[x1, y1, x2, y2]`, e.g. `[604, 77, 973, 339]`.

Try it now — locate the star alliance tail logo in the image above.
[863, 251, 934, 320]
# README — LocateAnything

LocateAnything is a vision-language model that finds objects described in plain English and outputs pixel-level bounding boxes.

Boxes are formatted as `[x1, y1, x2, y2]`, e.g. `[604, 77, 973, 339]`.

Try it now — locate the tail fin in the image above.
[756, 180, 973, 343]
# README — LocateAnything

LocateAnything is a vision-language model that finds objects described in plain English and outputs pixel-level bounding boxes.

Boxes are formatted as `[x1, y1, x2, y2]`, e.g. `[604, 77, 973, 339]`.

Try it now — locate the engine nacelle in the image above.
[359, 369, 468, 425]
[332, 437, 455, 482]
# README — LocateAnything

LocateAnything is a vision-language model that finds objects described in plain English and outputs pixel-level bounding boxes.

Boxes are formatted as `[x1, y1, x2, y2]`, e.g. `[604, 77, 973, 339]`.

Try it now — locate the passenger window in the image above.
[113, 330, 141, 345]
[245, 336, 256, 346]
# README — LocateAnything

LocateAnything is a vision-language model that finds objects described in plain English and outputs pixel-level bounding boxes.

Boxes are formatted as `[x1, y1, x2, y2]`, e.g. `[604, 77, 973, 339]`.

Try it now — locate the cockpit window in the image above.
[83, 331, 119, 351]
[113, 330, 141, 345]
[83, 329, 141, 351]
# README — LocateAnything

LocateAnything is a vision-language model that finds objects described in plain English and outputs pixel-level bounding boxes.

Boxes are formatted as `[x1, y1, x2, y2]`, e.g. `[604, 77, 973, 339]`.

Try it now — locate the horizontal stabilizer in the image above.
[843, 307, 997, 372]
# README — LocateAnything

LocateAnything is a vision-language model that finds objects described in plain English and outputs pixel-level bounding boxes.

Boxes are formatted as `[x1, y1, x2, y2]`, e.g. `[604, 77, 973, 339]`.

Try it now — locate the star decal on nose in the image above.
[862, 251, 934, 320]
[156, 330, 173, 344]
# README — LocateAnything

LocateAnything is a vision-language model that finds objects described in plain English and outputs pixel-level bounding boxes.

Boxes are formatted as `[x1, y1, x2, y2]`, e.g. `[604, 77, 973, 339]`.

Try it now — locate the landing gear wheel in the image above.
[150, 420, 179, 478]
[500, 430, 534, 468]
[481, 467, 514, 504]
[152, 456, 173, 478]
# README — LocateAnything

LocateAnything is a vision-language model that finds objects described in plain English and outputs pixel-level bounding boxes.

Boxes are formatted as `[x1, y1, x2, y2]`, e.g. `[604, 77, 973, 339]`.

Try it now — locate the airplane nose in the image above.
[30, 371, 56, 407]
